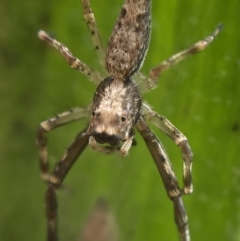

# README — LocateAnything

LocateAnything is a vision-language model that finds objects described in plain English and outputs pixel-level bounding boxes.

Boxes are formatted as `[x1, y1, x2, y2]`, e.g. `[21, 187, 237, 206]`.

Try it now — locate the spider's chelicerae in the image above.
[37, 0, 222, 240]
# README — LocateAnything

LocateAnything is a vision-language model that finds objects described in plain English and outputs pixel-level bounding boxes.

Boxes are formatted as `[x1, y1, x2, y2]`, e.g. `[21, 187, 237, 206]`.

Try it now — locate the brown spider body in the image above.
[88, 77, 141, 147]
[88, 0, 150, 152]
[37, 0, 222, 240]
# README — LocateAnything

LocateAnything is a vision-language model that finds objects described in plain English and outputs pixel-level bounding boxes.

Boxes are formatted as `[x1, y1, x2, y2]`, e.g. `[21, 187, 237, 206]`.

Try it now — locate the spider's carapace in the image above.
[88, 77, 141, 149]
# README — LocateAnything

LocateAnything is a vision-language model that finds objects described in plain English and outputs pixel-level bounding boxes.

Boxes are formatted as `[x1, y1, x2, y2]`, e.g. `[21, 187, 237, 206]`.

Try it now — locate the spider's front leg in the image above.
[36, 108, 90, 241]
[136, 116, 190, 241]
[36, 107, 89, 180]
[45, 129, 89, 241]
[142, 103, 193, 194]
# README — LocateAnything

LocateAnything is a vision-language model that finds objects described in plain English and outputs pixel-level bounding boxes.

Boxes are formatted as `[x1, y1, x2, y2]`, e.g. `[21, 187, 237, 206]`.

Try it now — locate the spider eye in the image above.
[121, 116, 126, 122]
[92, 111, 101, 117]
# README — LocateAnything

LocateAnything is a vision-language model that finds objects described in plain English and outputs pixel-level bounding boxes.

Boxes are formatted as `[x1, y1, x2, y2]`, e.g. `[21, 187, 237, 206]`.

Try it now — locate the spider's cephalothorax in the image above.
[88, 77, 141, 148]
[37, 0, 222, 240]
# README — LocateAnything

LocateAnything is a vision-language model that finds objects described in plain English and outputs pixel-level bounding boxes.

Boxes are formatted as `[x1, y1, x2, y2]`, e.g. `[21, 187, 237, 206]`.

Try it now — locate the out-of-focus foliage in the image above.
[0, 0, 239, 241]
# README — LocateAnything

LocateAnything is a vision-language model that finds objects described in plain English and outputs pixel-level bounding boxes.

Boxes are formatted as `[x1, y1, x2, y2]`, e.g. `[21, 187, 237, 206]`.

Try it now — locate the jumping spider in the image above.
[37, 0, 222, 240]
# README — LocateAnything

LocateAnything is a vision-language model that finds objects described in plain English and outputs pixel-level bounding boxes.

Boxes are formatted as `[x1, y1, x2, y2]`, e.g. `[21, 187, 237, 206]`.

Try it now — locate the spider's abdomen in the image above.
[106, 0, 151, 78]
[88, 77, 141, 146]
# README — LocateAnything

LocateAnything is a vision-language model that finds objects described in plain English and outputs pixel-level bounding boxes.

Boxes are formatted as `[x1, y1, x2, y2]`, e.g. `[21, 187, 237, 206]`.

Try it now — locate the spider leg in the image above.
[45, 128, 89, 241]
[137, 24, 223, 93]
[142, 103, 193, 194]
[36, 107, 89, 181]
[81, 0, 105, 67]
[38, 30, 103, 84]
[136, 116, 190, 241]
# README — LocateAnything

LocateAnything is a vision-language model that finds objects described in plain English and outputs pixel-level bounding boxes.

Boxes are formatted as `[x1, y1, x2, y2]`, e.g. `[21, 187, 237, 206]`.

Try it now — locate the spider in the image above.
[36, 0, 222, 240]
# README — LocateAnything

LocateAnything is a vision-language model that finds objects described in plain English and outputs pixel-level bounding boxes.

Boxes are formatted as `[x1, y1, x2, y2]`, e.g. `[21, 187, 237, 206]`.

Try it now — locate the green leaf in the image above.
[0, 0, 239, 241]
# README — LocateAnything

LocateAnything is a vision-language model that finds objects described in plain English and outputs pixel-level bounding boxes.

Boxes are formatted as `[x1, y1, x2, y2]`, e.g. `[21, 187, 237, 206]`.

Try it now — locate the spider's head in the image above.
[87, 77, 141, 147]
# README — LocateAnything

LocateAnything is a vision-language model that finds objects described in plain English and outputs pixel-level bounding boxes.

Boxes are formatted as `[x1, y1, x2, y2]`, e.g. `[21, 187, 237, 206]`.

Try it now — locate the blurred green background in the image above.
[1, 0, 240, 240]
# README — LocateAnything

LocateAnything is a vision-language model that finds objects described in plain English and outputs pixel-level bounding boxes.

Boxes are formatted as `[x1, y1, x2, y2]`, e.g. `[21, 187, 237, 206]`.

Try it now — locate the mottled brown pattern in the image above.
[88, 77, 141, 145]
[106, 0, 151, 78]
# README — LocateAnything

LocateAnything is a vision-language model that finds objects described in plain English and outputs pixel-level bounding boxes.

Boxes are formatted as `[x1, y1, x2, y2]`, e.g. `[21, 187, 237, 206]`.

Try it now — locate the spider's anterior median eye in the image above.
[92, 111, 101, 117]
[121, 116, 126, 122]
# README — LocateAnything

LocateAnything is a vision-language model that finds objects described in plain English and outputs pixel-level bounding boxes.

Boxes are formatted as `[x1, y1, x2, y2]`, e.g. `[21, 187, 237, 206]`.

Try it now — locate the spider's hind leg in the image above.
[142, 103, 193, 194]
